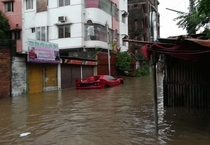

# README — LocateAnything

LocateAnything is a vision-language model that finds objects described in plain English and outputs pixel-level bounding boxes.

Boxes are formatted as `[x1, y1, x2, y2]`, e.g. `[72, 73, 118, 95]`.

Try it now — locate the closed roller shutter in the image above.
[82, 66, 94, 79]
[71, 65, 81, 87]
[28, 63, 43, 94]
[44, 64, 57, 87]
[61, 64, 71, 89]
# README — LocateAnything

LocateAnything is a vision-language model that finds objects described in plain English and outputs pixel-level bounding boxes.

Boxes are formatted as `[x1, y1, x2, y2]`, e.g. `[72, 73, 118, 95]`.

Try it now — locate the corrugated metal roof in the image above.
[185, 38, 210, 48]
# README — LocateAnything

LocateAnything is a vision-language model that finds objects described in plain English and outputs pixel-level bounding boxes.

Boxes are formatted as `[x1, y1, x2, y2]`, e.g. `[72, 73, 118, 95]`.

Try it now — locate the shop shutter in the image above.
[28, 63, 43, 94]
[61, 64, 71, 88]
[82, 66, 94, 79]
[45, 64, 57, 87]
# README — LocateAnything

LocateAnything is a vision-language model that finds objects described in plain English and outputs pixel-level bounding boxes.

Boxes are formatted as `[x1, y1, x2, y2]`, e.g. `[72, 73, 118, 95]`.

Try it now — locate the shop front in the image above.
[61, 58, 97, 88]
[27, 39, 60, 94]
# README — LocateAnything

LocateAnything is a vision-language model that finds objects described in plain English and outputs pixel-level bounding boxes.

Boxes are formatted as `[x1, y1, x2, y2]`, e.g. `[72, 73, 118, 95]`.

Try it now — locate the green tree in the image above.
[135, 52, 150, 77]
[0, 10, 10, 39]
[175, 0, 210, 36]
[116, 51, 132, 75]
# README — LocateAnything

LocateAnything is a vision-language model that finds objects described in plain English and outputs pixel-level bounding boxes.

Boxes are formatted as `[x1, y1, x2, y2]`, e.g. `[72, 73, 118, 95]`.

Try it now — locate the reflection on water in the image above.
[0, 74, 210, 145]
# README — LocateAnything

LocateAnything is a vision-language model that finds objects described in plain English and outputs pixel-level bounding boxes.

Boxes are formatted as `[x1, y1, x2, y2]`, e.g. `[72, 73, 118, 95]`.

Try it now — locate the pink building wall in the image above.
[111, 0, 120, 33]
[0, 0, 22, 52]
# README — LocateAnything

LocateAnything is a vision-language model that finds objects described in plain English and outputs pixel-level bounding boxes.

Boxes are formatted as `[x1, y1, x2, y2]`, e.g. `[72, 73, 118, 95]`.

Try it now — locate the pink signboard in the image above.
[27, 39, 60, 63]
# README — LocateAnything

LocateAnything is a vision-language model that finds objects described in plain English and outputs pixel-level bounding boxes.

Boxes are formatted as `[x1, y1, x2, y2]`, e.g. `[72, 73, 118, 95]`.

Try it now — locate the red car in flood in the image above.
[76, 75, 123, 89]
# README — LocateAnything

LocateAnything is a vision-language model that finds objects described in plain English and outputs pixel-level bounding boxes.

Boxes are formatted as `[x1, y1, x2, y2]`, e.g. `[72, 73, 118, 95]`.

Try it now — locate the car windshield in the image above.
[106, 75, 116, 81]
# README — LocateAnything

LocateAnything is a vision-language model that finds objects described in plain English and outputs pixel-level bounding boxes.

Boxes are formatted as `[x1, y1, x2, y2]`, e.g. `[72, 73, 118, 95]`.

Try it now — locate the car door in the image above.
[107, 75, 117, 86]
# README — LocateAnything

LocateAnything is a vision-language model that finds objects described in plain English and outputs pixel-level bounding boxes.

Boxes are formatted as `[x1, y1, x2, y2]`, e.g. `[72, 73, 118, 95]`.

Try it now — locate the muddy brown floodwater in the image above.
[1, 74, 210, 145]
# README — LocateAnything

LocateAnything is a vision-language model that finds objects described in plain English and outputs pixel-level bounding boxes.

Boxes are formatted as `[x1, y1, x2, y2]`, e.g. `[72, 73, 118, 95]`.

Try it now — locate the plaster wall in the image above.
[11, 57, 27, 96]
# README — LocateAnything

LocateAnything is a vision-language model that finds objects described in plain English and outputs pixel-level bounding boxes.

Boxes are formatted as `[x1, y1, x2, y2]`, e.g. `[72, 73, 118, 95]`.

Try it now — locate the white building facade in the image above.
[17, 0, 129, 95]
[22, 0, 128, 53]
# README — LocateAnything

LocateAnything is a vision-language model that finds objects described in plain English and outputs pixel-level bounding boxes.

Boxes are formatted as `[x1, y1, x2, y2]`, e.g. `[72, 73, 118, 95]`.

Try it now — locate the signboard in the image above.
[63, 59, 97, 65]
[27, 39, 60, 63]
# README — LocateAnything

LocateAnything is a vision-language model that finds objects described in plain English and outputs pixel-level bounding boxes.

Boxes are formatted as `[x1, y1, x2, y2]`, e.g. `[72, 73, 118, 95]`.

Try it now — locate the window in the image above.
[59, 0, 70, 7]
[36, 26, 47, 41]
[14, 31, 21, 40]
[85, 0, 99, 8]
[5, 2, 13, 12]
[26, 0, 33, 10]
[123, 41, 126, 46]
[85, 24, 107, 42]
[99, 0, 111, 14]
[58, 25, 71, 38]
[122, 14, 126, 23]
[31, 28, 35, 33]
[114, 5, 119, 21]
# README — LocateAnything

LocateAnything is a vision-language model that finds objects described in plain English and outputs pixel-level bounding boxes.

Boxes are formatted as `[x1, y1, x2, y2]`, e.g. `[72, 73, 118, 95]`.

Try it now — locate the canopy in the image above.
[140, 37, 210, 61]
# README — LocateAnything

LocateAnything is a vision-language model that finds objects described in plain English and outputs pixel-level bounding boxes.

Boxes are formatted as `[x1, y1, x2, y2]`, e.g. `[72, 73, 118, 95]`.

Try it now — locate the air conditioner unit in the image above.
[58, 16, 67, 22]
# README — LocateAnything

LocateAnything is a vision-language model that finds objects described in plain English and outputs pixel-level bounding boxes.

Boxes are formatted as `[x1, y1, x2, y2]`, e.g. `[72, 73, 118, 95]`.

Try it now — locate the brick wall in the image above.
[0, 48, 11, 97]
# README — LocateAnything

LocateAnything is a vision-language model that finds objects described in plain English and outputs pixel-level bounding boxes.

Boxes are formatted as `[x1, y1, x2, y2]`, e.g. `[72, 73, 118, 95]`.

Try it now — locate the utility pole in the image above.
[146, 0, 150, 42]
[106, 23, 111, 75]
[189, 0, 195, 14]
[189, 0, 196, 34]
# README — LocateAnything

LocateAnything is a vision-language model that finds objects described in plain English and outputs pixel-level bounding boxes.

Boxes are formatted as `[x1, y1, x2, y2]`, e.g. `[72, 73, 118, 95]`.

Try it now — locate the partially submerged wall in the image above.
[12, 57, 27, 96]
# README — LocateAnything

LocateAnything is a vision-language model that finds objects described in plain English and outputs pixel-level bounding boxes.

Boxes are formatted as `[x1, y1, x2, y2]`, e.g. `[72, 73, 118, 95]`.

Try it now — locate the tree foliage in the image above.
[0, 10, 10, 39]
[135, 52, 150, 77]
[175, 0, 210, 37]
[116, 51, 132, 75]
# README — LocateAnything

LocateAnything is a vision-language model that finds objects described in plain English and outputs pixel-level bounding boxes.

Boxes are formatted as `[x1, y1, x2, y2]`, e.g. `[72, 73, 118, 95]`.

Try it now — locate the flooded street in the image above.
[1, 74, 210, 145]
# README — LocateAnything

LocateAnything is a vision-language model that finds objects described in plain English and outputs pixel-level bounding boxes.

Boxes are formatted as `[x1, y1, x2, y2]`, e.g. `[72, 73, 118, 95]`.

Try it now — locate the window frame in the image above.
[58, 25, 71, 38]
[14, 31, 21, 40]
[36, 26, 47, 41]
[5, 2, 14, 12]
[59, 0, 70, 7]
[122, 13, 127, 23]
[26, 0, 33, 10]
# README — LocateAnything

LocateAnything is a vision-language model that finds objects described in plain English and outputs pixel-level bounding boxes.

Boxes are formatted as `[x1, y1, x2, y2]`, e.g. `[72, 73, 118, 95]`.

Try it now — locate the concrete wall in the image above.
[119, 0, 129, 51]
[11, 57, 27, 96]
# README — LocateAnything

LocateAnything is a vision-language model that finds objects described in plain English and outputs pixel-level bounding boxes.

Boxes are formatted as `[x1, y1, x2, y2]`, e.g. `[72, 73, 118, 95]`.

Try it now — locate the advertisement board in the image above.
[63, 59, 97, 65]
[27, 39, 60, 63]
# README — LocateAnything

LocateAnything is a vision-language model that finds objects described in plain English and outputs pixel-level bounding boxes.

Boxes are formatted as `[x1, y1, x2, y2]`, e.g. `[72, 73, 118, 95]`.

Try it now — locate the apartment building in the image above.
[0, 0, 129, 95]
[128, 0, 159, 52]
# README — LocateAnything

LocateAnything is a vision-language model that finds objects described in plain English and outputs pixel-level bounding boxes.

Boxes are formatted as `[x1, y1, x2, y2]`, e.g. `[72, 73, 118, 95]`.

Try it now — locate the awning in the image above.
[124, 36, 210, 61]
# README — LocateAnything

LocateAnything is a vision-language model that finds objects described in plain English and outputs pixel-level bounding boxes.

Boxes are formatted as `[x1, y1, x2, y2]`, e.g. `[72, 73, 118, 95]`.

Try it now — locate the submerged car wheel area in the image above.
[76, 75, 123, 89]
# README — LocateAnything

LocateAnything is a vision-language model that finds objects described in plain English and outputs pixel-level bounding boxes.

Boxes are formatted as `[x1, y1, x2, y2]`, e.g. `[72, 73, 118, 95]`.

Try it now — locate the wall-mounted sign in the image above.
[27, 39, 60, 63]
[63, 59, 97, 65]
